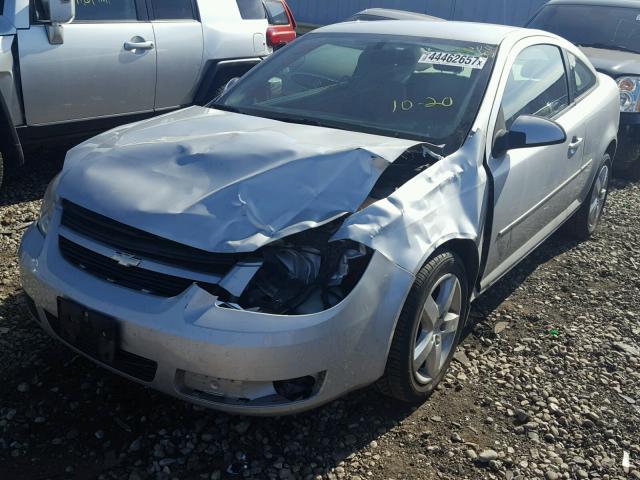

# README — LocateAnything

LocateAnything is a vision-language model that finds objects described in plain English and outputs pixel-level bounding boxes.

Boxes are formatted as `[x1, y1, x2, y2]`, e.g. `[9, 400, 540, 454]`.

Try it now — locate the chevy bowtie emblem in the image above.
[111, 252, 141, 268]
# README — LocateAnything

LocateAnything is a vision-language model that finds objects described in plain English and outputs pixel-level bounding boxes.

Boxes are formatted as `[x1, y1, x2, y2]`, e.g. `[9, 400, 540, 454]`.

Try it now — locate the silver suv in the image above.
[0, 0, 271, 188]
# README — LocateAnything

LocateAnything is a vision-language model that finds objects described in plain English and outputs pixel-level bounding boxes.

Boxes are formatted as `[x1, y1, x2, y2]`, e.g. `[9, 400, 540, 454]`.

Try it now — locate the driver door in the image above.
[19, 0, 156, 125]
[481, 41, 587, 289]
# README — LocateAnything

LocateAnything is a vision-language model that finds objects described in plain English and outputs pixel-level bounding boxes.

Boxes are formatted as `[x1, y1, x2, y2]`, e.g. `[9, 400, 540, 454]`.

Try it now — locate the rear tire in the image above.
[377, 251, 469, 403]
[565, 154, 611, 240]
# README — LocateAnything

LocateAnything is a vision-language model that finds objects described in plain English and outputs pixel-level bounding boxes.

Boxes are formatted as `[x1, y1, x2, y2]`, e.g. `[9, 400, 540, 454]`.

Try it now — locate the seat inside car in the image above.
[347, 45, 422, 121]
[404, 65, 475, 129]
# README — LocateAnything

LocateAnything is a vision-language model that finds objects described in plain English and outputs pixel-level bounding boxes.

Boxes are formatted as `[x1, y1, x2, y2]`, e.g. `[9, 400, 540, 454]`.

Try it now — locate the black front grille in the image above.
[61, 200, 241, 276]
[45, 311, 158, 382]
[59, 236, 218, 297]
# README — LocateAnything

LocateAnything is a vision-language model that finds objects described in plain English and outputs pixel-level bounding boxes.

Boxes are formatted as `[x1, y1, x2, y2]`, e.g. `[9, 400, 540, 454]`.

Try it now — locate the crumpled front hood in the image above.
[60, 106, 417, 253]
[579, 47, 640, 77]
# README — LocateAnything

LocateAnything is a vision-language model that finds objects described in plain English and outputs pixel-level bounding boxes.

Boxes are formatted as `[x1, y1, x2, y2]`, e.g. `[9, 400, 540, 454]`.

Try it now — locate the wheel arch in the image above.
[411, 235, 481, 298]
[0, 90, 25, 171]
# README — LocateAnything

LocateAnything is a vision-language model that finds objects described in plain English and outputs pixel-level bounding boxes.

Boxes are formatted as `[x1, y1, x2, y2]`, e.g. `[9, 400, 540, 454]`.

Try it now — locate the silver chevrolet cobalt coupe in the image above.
[20, 20, 619, 414]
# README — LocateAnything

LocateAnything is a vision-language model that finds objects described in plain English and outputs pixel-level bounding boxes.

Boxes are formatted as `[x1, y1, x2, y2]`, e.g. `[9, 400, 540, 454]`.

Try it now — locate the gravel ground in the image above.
[0, 159, 639, 480]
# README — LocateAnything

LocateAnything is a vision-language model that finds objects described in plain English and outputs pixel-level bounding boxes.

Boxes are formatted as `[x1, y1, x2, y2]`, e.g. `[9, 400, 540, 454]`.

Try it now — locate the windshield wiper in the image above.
[578, 42, 639, 54]
[250, 110, 338, 129]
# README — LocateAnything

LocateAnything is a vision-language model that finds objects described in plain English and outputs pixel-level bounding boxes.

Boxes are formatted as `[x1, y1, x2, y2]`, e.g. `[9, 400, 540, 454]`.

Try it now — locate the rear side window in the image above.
[74, 0, 138, 21]
[265, 0, 289, 25]
[150, 0, 195, 20]
[236, 0, 266, 19]
[568, 53, 597, 98]
[502, 44, 570, 128]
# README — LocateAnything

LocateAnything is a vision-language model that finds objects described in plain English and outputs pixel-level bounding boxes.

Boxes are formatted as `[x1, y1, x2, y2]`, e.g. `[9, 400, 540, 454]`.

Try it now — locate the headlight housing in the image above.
[617, 76, 640, 113]
[37, 174, 61, 236]
[221, 218, 373, 315]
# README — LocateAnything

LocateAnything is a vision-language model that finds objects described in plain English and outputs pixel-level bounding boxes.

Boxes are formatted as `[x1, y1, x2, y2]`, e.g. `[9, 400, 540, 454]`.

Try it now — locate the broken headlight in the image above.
[234, 221, 373, 315]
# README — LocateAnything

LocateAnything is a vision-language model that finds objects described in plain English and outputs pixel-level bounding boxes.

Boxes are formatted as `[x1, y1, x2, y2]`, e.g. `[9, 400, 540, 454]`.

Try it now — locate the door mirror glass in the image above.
[47, 0, 76, 24]
[493, 115, 566, 157]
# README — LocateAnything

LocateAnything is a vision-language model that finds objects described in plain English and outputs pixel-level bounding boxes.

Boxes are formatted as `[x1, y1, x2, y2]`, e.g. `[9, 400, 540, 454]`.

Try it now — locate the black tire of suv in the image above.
[377, 251, 469, 403]
[565, 154, 612, 241]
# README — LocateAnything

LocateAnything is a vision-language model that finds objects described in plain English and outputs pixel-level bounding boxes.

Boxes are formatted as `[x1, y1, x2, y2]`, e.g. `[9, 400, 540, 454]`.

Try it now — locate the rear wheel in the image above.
[566, 154, 611, 240]
[378, 251, 469, 403]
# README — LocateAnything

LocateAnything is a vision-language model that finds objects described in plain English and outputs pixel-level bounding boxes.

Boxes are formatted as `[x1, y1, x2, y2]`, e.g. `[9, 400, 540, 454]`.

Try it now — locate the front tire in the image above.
[566, 154, 611, 240]
[378, 251, 469, 403]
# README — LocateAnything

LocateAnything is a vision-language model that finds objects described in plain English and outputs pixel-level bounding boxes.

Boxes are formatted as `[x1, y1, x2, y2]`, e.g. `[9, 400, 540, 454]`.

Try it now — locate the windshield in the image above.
[528, 4, 640, 54]
[214, 33, 498, 154]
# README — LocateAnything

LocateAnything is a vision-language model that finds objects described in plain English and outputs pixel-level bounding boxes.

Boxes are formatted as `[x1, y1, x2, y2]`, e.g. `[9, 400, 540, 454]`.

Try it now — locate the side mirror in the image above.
[493, 115, 567, 158]
[46, 0, 76, 45]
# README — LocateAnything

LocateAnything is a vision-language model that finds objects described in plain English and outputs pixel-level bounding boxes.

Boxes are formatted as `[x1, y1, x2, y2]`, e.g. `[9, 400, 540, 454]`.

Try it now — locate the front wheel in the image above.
[377, 251, 469, 403]
[565, 154, 611, 240]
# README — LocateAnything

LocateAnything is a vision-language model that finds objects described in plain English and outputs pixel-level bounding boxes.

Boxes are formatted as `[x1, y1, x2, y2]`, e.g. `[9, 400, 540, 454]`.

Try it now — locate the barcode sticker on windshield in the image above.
[418, 51, 488, 69]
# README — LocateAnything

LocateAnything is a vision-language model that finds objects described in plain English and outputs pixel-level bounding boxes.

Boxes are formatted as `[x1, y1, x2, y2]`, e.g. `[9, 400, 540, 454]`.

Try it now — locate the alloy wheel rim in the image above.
[412, 273, 462, 385]
[588, 165, 609, 232]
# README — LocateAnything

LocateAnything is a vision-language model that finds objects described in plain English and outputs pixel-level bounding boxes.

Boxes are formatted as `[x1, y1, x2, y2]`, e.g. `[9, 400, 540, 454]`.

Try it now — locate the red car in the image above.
[264, 0, 297, 50]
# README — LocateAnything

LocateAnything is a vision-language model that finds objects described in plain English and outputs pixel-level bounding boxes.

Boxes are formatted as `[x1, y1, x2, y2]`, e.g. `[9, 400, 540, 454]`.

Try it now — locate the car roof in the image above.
[317, 20, 525, 45]
[352, 8, 445, 21]
[545, 0, 640, 7]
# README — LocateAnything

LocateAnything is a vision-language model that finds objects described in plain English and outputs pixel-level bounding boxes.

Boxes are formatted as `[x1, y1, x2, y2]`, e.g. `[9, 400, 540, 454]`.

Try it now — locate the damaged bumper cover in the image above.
[20, 221, 413, 415]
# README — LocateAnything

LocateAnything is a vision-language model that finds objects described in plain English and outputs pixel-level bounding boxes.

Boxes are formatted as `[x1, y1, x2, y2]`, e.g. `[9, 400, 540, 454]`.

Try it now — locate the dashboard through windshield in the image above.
[214, 33, 498, 155]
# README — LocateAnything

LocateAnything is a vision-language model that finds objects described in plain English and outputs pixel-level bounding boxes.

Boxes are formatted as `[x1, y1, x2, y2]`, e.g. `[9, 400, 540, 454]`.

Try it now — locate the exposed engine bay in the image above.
[213, 144, 441, 315]
[217, 218, 373, 315]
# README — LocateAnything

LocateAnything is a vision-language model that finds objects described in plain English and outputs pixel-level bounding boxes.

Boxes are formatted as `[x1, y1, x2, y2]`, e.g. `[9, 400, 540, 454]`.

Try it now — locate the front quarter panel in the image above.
[334, 130, 488, 276]
[0, 34, 23, 126]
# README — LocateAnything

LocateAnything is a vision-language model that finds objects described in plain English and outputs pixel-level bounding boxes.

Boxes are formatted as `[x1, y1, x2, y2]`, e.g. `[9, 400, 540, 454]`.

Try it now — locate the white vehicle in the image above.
[0, 0, 272, 188]
[20, 20, 619, 415]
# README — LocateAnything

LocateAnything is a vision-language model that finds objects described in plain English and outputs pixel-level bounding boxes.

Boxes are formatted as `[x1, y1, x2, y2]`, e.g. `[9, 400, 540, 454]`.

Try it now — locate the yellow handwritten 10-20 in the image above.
[392, 97, 454, 112]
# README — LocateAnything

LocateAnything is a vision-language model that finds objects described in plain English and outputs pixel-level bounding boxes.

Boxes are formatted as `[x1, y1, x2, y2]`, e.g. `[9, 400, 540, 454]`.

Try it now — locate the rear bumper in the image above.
[19, 221, 414, 415]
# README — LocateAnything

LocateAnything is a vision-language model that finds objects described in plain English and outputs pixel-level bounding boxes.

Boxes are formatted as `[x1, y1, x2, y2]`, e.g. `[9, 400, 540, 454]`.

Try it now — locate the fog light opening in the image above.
[273, 375, 316, 401]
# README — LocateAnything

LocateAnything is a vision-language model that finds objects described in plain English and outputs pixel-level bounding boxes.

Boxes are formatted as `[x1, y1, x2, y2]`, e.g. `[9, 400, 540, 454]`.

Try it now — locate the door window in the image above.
[150, 0, 196, 20]
[502, 44, 570, 128]
[236, 0, 266, 19]
[265, 0, 289, 25]
[74, 0, 138, 21]
[568, 53, 597, 98]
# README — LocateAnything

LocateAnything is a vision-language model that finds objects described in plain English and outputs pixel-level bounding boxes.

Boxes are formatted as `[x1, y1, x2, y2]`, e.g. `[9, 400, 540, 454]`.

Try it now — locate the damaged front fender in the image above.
[335, 130, 488, 275]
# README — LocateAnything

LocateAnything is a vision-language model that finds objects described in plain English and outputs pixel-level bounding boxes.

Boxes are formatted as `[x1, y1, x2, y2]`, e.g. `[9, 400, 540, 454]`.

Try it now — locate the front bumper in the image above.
[19, 221, 413, 415]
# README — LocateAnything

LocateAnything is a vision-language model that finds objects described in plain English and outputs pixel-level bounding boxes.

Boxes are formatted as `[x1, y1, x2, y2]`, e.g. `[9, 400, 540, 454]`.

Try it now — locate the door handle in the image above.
[124, 40, 154, 51]
[568, 136, 583, 158]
